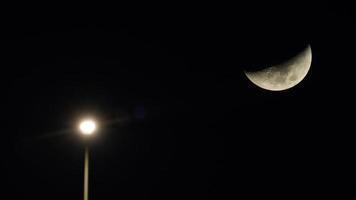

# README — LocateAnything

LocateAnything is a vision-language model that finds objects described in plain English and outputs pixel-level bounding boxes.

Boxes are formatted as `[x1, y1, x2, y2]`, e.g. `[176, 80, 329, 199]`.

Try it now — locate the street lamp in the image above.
[80, 119, 96, 135]
[79, 119, 97, 200]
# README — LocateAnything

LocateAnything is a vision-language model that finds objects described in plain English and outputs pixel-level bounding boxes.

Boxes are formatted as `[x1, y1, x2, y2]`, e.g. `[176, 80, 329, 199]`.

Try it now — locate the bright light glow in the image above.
[79, 119, 97, 135]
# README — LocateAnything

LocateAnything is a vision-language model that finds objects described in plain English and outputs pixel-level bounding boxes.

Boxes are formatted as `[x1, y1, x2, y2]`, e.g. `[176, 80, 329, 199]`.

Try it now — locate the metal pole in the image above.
[84, 146, 89, 200]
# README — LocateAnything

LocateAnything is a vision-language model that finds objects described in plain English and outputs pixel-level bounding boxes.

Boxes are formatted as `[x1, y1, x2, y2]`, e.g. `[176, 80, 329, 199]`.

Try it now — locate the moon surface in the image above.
[245, 45, 312, 91]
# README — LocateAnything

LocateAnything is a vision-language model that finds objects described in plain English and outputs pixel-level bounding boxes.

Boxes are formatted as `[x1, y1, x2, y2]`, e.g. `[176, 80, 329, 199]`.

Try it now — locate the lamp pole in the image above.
[84, 146, 89, 200]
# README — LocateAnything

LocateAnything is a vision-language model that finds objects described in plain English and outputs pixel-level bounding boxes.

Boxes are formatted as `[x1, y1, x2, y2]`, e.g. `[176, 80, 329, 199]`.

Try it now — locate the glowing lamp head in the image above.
[79, 119, 97, 135]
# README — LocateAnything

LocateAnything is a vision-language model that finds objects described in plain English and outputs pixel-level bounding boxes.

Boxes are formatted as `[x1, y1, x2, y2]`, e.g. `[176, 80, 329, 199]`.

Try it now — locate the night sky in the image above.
[1, 2, 355, 199]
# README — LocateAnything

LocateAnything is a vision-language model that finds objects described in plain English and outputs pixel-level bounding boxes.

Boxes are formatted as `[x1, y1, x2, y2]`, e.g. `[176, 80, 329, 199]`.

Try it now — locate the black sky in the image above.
[1, 2, 355, 200]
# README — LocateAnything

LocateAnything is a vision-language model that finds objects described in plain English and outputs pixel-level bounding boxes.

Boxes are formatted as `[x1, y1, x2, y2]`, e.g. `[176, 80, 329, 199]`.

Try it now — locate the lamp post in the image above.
[79, 119, 97, 200]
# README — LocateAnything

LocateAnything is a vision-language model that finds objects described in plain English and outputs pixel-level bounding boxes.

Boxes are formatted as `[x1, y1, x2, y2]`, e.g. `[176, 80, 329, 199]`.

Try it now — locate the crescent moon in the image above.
[244, 45, 312, 91]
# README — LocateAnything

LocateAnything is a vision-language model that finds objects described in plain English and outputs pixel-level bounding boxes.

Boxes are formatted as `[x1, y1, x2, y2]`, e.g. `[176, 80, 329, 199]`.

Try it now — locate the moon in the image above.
[244, 45, 312, 91]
